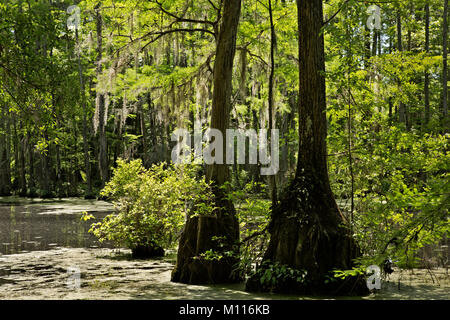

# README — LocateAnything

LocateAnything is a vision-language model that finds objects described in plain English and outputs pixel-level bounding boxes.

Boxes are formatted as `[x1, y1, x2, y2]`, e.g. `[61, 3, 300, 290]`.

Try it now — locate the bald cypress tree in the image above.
[247, 0, 367, 295]
[171, 0, 242, 284]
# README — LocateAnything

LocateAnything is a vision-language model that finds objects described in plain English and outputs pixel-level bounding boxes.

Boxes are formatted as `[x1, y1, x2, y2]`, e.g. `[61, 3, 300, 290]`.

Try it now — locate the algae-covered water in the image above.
[0, 197, 448, 300]
[0, 197, 115, 255]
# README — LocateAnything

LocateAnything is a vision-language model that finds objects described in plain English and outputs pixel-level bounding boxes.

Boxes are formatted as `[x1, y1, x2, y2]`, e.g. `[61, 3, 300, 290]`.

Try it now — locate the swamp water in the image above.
[0, 197, 114, 255]
[0, 197, 448, 300]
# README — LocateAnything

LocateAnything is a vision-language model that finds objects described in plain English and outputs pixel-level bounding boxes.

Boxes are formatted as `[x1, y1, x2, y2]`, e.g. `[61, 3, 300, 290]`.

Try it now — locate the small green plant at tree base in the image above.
[85, 159, 214, 258]
[193, 236, 237, 262]
[248, 261, 308, 292]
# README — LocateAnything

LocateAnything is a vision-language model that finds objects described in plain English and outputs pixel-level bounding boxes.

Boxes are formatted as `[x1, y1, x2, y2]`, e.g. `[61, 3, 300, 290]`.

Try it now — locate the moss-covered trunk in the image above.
[246, 0, 367, 295]
[171, 0, 242, 284]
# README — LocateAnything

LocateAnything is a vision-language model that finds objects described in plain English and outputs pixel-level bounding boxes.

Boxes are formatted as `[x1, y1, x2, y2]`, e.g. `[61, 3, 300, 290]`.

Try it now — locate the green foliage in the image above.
[354, 131, 448, 267]
[329, 267, 366, 283]
[323, 0, 449, 268]
[88, 159, 214, 250]
[80, 211, 94, 222]
[328, 109, 449, 267]
[250, 261, 308, 292]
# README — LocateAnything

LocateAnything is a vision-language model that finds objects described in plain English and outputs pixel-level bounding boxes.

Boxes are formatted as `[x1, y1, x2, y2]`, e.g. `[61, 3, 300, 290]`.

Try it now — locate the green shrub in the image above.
[87, 159, 214, 255]
[247, 261, 308, 293]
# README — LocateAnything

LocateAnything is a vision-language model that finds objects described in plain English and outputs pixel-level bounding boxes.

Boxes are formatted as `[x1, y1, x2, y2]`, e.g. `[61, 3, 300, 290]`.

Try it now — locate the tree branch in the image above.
[140, 27, 216, 51]
[113, 26, 215, 55]
[323, 0, 350, 26]
[239, 226, 269, 245]
[155, 0, 216, 26]
[207, 0, 219, 11]
[237, 46, 268, 66]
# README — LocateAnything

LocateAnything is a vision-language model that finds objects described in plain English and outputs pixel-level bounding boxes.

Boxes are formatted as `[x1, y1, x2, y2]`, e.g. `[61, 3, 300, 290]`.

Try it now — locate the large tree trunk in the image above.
[246, 0, 367, 295]
[171, 0, 242, 284]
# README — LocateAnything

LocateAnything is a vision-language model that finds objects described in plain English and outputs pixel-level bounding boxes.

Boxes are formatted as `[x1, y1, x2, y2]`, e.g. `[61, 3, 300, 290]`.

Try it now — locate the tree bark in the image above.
[171, 0, 242, 284]
[246, 0, 366, 295]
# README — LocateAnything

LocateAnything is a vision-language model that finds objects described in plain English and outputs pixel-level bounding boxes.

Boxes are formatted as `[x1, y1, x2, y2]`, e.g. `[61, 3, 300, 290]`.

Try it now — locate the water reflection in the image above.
[0, 197, 115, 255]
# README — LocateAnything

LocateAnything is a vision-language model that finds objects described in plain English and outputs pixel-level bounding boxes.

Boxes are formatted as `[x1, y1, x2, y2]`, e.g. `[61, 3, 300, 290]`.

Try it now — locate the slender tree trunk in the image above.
[250, 107, 261, 184]
[39, 132, 51, 198]
[396, 10, 403, 51]
[0, 106, 12, 196]
[397, 10, 408, 128]
[52, 95, 62, 197]
[146, 92, 157, 165]
[389, 97, 393, 123]
[55, 133, 62, 196]
[278, 109, 289, 189]
[378, 30, 381, 55]
[407, 3, 413, 51]
[76, 28, 93, 198]
[372, 30, 378, 57]
[18, 122, 26, 196]
[95, 6, 109, 188]
[138, 97, 147, 163]
[443, 0, 448, 123]
[348, 94, 354, 223]
[172, 0, 242, 284]
[346, 18, 355, 224]
[364, 25, 371, 69]
[5, 113, 12, 194]
[12, 116, 19, 191]
[247, 0, 366, 295]
[27, 132, 36, 196]
[5, 112, 12, 195]
[425, 2, 430, 126]
[268, 0, 278, 207]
